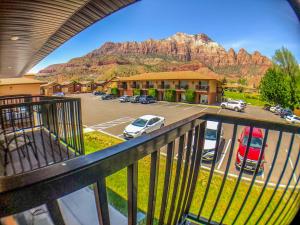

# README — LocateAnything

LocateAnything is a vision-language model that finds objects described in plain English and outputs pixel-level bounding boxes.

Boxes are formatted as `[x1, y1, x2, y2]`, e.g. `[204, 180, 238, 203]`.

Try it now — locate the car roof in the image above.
[206, 121, 219, 130]
[243, 126, 263, 138]
[139, 115, 160, 120]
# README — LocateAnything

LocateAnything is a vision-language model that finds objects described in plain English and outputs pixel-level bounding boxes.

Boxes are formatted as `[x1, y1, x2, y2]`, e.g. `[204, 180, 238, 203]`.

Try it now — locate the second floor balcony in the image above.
[196, 85, 209, 91]
[0, 99, 299, 225]
[0, 95, 84, 176]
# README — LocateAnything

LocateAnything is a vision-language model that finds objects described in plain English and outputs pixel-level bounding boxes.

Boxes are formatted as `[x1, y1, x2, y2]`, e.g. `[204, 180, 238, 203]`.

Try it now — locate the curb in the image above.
[157, 101, 220, 109]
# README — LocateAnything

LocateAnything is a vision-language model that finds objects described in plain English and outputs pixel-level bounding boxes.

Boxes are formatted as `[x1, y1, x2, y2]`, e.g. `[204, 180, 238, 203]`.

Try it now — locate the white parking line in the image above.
[89, 117, 134, 131]
[199, 107, 207, 113]
[217, 108, 222, 114]
[217, 138, 231, 170]
[288, 157, 297, 183]
[183, 106, 196, 111]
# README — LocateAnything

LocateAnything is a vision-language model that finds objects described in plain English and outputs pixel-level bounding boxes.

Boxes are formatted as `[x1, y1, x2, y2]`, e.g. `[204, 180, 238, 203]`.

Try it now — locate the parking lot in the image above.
[73, 93, 300, 187]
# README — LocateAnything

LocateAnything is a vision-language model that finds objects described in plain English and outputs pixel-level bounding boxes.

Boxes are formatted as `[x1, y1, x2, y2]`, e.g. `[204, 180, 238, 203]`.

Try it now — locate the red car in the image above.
[235, 127, 267, 173]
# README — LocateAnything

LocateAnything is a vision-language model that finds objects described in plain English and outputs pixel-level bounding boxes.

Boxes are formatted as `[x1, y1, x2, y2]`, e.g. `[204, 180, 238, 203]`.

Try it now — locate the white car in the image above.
[286, 115, 300, 124]
[270, 105, 281, 113]
[123, 115, 165, 139]
[220, 100, 245, 112]
[202, 121, 223, 161]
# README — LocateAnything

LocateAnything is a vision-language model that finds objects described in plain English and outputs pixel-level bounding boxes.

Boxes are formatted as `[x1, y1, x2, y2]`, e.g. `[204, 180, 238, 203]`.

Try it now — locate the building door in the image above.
[200, 95, 208, 104]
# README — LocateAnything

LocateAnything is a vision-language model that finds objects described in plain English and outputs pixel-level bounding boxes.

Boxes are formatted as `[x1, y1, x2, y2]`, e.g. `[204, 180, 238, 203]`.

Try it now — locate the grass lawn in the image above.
[224, 91, 267, 106]
[84, 131, 298, 225]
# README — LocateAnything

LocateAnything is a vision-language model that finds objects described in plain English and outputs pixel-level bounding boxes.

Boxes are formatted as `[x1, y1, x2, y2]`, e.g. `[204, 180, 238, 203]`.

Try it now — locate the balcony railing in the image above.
[196, 85, 209, 91]
[0, 112, 299, 225]
[0, 95, 84, 176]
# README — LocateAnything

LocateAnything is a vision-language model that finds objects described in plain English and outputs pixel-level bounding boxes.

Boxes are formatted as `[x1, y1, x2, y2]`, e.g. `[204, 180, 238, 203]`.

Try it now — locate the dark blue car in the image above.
[139, 95, 156, 104]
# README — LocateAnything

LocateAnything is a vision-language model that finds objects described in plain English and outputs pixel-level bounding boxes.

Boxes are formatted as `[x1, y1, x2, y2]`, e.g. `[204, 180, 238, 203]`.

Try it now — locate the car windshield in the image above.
[242, 136, 263, 149]
[205, 129, 217, 140]
[132, 118, 148, 127]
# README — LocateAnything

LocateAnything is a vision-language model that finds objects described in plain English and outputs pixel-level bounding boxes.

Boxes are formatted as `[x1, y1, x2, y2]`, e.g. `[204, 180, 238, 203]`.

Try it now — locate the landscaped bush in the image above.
[164, 89, 176, 102]
[133, 88, 141, 96]
[185, 89, 195, 103]
[148, 88, 157, 98]
[110, 87, 119, 96]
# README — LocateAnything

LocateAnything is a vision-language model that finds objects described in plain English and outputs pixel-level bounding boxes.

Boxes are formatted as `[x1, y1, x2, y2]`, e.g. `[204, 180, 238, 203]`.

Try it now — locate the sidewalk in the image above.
[59, 187, 127, 225]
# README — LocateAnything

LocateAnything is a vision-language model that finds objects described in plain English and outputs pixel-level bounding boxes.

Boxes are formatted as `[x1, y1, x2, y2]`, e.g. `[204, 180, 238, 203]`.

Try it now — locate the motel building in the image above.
[0, 77, 46, 96]
[118, 71, 223, 105]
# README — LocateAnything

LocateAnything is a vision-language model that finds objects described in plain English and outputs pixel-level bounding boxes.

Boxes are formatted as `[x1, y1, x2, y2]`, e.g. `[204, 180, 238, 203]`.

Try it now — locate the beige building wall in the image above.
[209, 80, 217, 93]
[0, 84, 41, 96]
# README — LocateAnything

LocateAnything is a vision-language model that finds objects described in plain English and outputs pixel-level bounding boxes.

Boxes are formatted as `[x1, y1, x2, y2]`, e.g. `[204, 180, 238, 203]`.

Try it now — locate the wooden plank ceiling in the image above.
[0, 0, 137, 78]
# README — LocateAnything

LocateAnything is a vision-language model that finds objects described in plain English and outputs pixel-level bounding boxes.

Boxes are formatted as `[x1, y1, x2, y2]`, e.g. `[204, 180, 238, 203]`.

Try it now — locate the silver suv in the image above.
[220, 100, 245, 112]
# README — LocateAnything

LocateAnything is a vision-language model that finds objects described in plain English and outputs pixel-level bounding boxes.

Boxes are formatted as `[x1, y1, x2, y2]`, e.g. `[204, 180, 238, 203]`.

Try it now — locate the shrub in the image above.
[185, 89, 195, 103]
[164, 89, 176, 102]
[148, 88, 157, 98]
[133, 89, 141, 96]
[111, 87, 118, 96]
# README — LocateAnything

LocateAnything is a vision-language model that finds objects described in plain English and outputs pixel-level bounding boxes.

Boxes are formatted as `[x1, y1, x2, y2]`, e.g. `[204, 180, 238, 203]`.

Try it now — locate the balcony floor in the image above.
[0, 129, 74, 176]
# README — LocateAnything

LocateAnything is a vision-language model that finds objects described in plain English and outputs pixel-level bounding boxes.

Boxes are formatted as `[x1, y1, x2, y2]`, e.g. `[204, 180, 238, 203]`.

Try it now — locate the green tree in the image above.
[272, 47, 300, 105]
[260, 68, 291, 107]
[164, 89, 176, 102]
[133, 89, 141, 96]
[148, 88, 157, 98]
[185, 89, 195, 103]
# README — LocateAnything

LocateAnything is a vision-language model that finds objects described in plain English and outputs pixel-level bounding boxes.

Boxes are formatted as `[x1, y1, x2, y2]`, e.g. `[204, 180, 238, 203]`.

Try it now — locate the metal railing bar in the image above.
[61, 103, 70, 159]
[184, 122, 206, 215]
[197, 121, 223, 219]
[46, 104, 56, 163]
[53, 104, 63, 161]
[46, 200, 66, 225]
[9, 109, 24, 174]
[173, 129, 194, 224]
[146, 149, 160, 225]
[284, 202, 300, 225]
[19, 107, 33, 171]
[167, 135, 185, 225]
[158, 141, 175, 225]
[270, 144, 300, 225]
[208, 124, 238, 223]
[219, 126, 254, 224]
[231, 129, 269, 224]
[256, 133, 295, 224]
[28, 105, 40, 168]
[179, 125, 200, 224]
[94, 178, 110, 225]
[202, 114, 300, 134]
[37, 106, 49, 166]
[127, 162, 138, 225]
[244, 131, 283, 225]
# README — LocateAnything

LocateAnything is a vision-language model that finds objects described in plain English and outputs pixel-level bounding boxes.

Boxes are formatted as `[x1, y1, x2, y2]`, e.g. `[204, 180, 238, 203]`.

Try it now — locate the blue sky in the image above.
[29, 0, 300, 73]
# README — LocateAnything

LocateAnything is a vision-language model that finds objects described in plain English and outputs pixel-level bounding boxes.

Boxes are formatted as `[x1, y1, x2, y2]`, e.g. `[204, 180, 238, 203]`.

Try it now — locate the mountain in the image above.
[37, 32, 272, 85]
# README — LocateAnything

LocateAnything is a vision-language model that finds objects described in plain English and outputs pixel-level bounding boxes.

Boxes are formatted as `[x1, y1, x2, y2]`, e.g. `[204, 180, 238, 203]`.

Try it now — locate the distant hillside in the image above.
[37, 32, 272, 86]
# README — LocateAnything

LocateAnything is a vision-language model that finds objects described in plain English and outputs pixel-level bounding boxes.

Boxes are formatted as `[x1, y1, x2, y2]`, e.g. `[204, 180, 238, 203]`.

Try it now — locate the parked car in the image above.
[286, 115, 300, 124]
[101, 94, 115, 100]
[220, 100, 245, 112]
[52, 92, 65, 97]
[202, 121, 224, 161]
[130, 95, 140, 103]
[270, 105, 281, 113]
[263, 104, 272, 111]
[139, 95, 156, 104]
[119, 95, 131, 103]
[280, 108, 293, 118]
[274, 106, 283, 115]
[123, 115, 165, 139]
[93, 91, 105, 96]
[235, 127, 266, 173]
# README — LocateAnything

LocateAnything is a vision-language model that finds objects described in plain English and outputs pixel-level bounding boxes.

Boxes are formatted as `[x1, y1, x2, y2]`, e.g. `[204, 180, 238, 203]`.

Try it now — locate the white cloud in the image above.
[223, 40, 250, 49]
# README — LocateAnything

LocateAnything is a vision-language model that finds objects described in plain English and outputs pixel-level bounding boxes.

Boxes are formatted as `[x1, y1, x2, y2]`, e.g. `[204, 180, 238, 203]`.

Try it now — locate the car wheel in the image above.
[234, 107, 239, 112]
[142, 132, 146, 135]
[221, 104, 226, 109]
[160, 124, 164, 128]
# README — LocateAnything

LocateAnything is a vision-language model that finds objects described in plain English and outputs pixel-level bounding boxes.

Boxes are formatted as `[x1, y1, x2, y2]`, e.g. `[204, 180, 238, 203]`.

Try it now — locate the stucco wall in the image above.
[0, 84, 41, 96]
